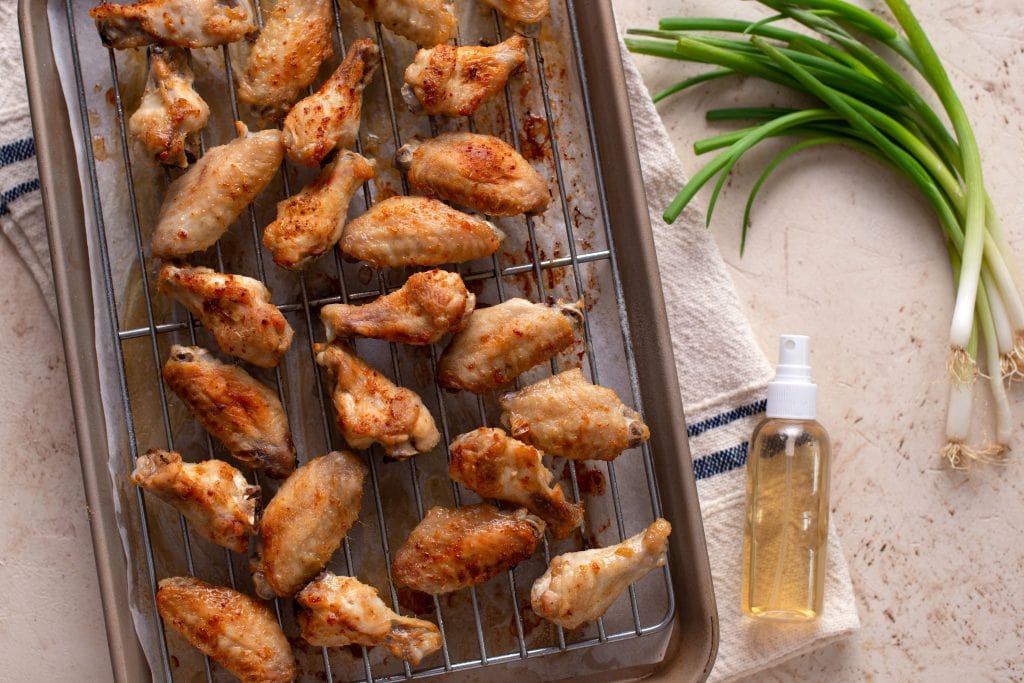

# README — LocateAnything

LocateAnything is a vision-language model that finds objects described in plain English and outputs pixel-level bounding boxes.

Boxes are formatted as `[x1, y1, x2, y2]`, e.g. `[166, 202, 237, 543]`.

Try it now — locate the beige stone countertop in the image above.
[2, 1, 1023, 680]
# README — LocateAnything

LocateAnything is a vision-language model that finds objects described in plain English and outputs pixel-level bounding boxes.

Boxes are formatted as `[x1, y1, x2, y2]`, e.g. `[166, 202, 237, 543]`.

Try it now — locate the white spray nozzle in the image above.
[766, 334, 817, 420]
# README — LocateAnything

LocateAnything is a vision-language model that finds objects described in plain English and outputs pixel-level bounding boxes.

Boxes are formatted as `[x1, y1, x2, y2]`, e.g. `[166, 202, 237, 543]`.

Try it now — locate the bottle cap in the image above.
[766, 335, 817, 420]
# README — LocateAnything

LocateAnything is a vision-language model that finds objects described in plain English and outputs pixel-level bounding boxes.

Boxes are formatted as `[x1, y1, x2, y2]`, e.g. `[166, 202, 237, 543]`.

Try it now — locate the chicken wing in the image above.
[163, 345, 296, 478]
[237, 0, 334, 120]
[479, 0, 548, 23]
[339, 196, 505, 267]
[321, 270, 475, 345]
[437, 298, 583, 393]
[499, 368, 650, 462]
[347, 0, 457, 47]
[396, 131, 549, 216]
[314, 342, 440, 458]
[531, 518, 671, 629]
[151, 122, 284, 259]
[157, 263, 294, 368]
[284, 39, 381, 167]
[402, 35, 528, 117]
[449, 428, 582, 539]
[253, 451, 366, 598]
[132, 449, 258, 552]
[90, 0, 256, 49]
[296, 572, 442, 665]
[157, 576, 296, 683]
[392, 504, 544, 595]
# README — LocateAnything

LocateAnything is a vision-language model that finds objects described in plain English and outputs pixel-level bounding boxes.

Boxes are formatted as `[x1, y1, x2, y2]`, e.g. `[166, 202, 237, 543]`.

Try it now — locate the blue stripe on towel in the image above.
[693, 442, 749, 480]
[0, 138, 36, 168]
[687, 399, 767, 439]
[0, 178, 41, 217]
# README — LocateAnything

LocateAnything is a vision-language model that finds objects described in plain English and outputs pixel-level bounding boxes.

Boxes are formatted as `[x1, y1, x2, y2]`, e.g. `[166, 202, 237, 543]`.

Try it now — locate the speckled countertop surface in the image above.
[2, 1, 1023, 680]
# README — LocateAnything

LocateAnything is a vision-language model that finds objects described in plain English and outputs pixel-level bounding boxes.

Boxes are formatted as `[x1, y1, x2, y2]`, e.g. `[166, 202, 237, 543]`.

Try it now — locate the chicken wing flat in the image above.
[531, 518, 671, 630]
[402, 35, 528, 117]
[339, 196, 505, 268]
[157, 576, 296, 683]
[151, 122, 284, 259]
[479, 0, 548, 23]
[314, 342, 440, 458]
[163, 345, 296, 478]
[263, 151, 376, 270]
[437, 298, 583, 393]
[449, 428, 582, 539]
[132, 449, 258, 552]
[90, 0, 256, 49]
[254, 451, 366, 597]
[347, 0, 457, 47]
[284, 39, 381, 167]
[396, 132, 549, 216]
[321, 270, 475, 345]
[296, 572, 442, 665]
[392, 504, 544, 595]
[158, 263, 294, 368]
[237, 0, 334, 120]
[499, 368, 650, 462]
[129, 47, 209, 168]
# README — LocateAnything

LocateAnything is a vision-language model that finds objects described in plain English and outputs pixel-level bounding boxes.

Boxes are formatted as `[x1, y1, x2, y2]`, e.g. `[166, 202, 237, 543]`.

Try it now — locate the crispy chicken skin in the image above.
[132, 449, 258, 552]
[314, 342, 440, 458]
[90, 0, 256, 49]
[284, 39, 381, 167]
[499, 368, 650, 461]
[157, 263, 294, 368]
[339, 196, 505, 268]
[437, 298, 583, 393]
[128, 47, 210, 168]
[402, 35, 528, 117]
[392, 504, 545, 595]
[296, 572, 442, 664]
[479, 0, 549, 23]
[449, 428, 582, 539]
[321, 270, 475, 345]
[254, 451, 366, 598]
[156, 576, 297, 683]
[347, 0, 457, 47]
[237, 0, 334, 120]
[151, 122, 284, 259]
[163, 345, 296, 478]
[531, 518, 671, 629]
[263, 152, 376, 270]
[396, 132, 549, 216]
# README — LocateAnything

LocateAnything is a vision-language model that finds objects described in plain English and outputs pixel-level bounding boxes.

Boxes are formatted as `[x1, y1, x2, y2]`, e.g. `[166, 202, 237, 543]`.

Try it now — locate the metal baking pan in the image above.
[20, 0, 718, 680]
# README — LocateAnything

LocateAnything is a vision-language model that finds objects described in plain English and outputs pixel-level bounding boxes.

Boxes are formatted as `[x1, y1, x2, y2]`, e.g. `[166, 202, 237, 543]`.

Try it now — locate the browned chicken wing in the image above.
[321, 269, 475, 345]
[402, 35, 528, 117]
[157, 576, 297, 683]
[163, 345, 296, 478]
[90, 0, 256, 49]
[347, 0, 457, 47]
[339, 196, 505, 267]
[479, 0, 548, 23]
[263, 151, 376, 270]
[314, 342, 440, 458]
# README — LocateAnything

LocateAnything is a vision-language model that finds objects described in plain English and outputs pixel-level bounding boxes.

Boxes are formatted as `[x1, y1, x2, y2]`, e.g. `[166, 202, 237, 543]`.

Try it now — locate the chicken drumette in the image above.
[347, 0, 457, 47]
[479, 0, 549, 23]
[90, 0, 255, 49]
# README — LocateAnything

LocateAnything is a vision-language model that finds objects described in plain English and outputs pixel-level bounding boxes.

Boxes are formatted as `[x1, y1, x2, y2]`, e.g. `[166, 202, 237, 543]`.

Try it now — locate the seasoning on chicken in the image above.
[347, 0, 457, 47]
[479, 0, 549, 24]
[90, 0, 256, 49]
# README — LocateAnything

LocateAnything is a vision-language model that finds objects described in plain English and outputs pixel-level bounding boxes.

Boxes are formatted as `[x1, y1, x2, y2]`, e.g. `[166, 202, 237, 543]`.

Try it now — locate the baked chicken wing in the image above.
[402, 35, 528, 117]
[314, 342, 440, 458]
[321, 269, 475, 345]
[284, 39, 381, 167]
[157, 576, 296, 683]
[163, 345, 296, 478]
[263, 151, 376, 270]
[339, 196, 505, 267]
[479, 0, 548, 23]
[499, 368, 650, 461]
[157, 263, 294, 368]
[449, 428, 582, 539]
[531, 518, 671, 629]
[151, 122, 284, 259]
[254, 451, 366, 597]
[90, 0, 255, 49]
[392, 504, 544, 594]
[128, 47, 209, 168]
[296, 572, 442, 665]
[396, 132, 549, 216]
[437, 298, 583, 393]
[347, 0, 457, 47]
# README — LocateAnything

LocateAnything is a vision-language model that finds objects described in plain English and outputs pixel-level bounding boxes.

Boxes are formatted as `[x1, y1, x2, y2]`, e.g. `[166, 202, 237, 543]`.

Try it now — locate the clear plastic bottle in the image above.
[741, 335, 830, 621]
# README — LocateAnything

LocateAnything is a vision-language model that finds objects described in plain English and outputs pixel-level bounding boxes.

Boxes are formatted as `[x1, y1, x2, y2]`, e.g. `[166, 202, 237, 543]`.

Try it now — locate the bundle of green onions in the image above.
[626, 0, 1021, 467]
